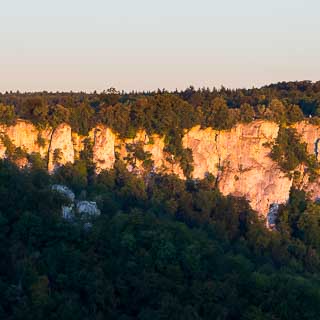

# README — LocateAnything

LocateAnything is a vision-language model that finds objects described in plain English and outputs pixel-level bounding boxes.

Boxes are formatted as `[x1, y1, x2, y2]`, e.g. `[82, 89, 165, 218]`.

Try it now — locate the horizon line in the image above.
[0, 79, 317, 95]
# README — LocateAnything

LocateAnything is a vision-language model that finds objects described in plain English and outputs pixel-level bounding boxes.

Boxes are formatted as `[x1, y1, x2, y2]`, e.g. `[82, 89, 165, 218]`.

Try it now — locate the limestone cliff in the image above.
[183, 121, 292, 216]
[294, 121, 320, 201]
[116, 130, 184, 178]
[91, 125, 116, 173]
[1, 119, 320, 218]
[0, 120, 52, 158]
[48, 123, 74, 172]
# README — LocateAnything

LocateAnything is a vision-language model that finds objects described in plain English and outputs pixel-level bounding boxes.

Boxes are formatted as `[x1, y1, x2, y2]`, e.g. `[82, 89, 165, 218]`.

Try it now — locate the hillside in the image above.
[2, 82, 320, 319]
[1, 118, 320, 219]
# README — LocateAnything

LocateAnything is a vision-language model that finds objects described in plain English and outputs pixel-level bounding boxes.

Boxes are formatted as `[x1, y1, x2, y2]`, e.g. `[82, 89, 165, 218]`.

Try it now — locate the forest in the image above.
[1, 81, 320, 176]
[1, 157, 320, 319]
[2, 81, 320, 136]
[1, 81, 320, 319]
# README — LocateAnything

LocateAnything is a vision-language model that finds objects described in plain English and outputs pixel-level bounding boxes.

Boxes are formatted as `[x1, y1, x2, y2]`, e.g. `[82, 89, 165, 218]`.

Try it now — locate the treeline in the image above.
[1, 159, 320, 319]
[2, 81, 320, 177]
[2, 81, 320, 135]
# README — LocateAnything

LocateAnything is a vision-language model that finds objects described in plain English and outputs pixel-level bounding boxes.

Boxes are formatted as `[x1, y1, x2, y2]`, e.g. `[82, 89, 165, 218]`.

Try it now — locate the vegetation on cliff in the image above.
[1, 81, 320, 176]
[1, 159, 320, 319]
[269, 127, 319, 177]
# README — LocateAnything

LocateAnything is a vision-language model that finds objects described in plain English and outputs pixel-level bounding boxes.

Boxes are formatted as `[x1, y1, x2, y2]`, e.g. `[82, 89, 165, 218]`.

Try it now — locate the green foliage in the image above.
[125, 142, 154, 172]
[54, 160, 88, 195]
[36, 133, 46, 148]
[2, 84, 320, 318]
[1, 82, 320, 177]
[0, 133, 27, 161]
[240, 103, 255, 123]
[20, 97, 49, 126]
[265, 99, 287, 123]
[0, 133, 16, 158]
[179, 147, 194, 178]
[27, 152, 47, 170]
[70, 102, 95, 135]
[270, 127, 319, 175]
[0, 104, 16, 125]
[1, 161, 320, 319]
[297, 203, 320, 251]
[53, 148, 63, 163]
[286, 104, 304, 123]
[205, 97, 237, 130]
[48, 104, 70, 127]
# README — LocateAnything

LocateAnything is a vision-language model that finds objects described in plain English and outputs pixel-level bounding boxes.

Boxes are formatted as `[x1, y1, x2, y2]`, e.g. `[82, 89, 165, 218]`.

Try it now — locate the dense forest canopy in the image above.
[1, 81, 320, 319]
[1, 158, 320, 319]
[1, 81, 320, 136]
[1, 81, 320, 177]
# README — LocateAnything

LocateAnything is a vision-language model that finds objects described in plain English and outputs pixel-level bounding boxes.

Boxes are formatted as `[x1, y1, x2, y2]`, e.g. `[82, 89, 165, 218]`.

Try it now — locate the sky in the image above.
[0, 0, 320, 92]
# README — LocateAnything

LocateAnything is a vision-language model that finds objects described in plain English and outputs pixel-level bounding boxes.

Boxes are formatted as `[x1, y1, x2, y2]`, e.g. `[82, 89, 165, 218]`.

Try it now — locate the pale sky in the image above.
[0, 0, 319, 92]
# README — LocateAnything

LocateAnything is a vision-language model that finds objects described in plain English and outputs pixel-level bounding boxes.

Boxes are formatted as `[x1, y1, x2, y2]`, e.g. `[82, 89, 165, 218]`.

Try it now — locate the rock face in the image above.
[293, 121, 320, 201]
[76, 201, 101, 217]
[294, 121, 320, 157]
[48, 124, 75, 172]
[183, 121, 293, 216]
[0, 120, 52, 159]
[91, 125, 116, 173]
[52, 184, 75, 201]
[52, 184, 100, 220]
[2, 119, 320, 218]
[117, 130, 184, 178]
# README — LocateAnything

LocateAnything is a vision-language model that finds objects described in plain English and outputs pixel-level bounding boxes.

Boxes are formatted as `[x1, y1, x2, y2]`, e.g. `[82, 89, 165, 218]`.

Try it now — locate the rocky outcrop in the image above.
[92, 125, 116, 173]
[52, 184, 100, 220]
[117, 130, 184, 178]
[48, 123, 75, 172]
[294, 121, 320, 157]
[2, 119, 320, 218]
[293, 122, 320, 201]
[0, 120, 52, 158]
[76, 201, 101, 216]
[183, 121, 293, 216]
[52, 184, 76, 201]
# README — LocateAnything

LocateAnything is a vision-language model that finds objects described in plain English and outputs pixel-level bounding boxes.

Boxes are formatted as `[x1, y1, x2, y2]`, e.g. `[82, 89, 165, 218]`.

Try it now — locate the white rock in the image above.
[62, 205, 74, 220]
[267, 203, 279, 229]
[76, 201, 101, 217]
[52, 184, 75, 202]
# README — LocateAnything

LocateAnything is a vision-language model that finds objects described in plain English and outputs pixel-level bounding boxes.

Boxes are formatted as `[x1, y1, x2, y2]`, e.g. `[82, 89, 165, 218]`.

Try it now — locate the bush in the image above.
[270, 127, 319, 176]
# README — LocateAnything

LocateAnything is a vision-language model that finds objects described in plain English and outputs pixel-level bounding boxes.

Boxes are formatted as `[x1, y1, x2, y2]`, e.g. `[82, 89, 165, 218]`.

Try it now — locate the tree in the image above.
[0, 104, 16, 125]
[48, 104, 71, 127]
[21, 97, 48, 125]
[287, 104, 304, 123]
[240, 103, 255, 123]
[206, 97, 236, 130]
[70, 102, 94, 135]
[265, 99, 287, 123]
[298, 203, 320, 250]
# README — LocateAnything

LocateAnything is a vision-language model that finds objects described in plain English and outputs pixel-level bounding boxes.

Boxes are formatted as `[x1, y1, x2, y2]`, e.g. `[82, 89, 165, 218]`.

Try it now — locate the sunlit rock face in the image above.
[2, 119, 320, 217]
[183, 121, 293, 216]
[294, 121, 320, 201]
[0, 120, 52, 158]
[117, 130, 184, 178]
[294, 121, 320, 158]
[91, 126, 116, 173]
[48, 123, 75, 172]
